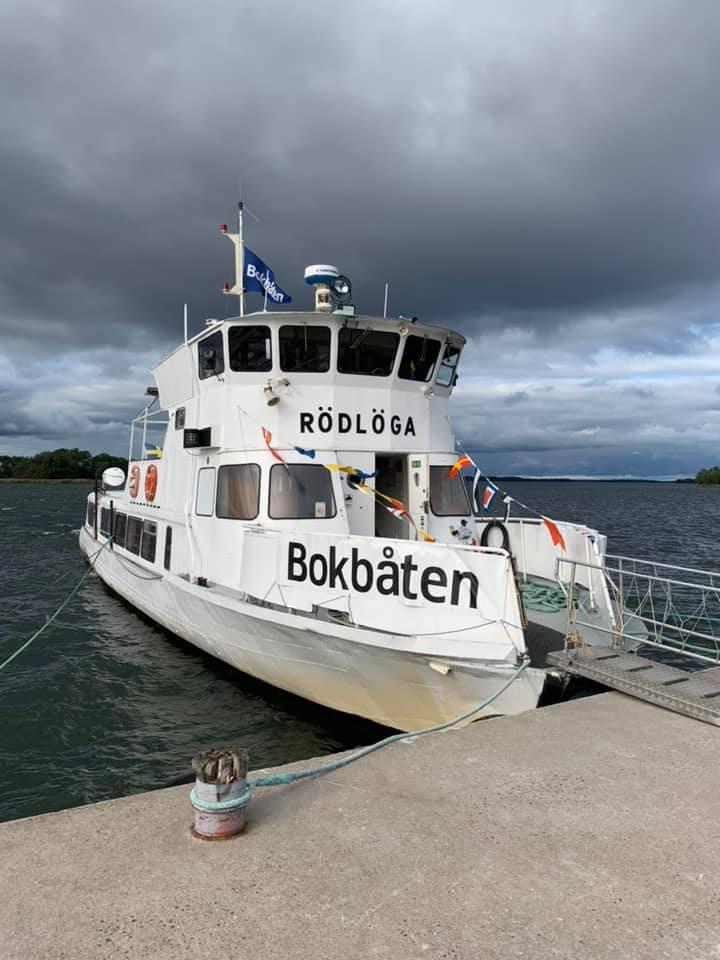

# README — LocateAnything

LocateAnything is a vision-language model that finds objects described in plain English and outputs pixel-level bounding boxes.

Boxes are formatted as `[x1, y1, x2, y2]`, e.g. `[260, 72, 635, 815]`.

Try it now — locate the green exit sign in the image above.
[411, 459, 422, 468]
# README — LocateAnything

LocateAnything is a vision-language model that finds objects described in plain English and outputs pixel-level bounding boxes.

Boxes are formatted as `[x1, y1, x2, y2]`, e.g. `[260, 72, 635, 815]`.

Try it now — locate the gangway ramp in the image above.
[548, 646, 720, 725]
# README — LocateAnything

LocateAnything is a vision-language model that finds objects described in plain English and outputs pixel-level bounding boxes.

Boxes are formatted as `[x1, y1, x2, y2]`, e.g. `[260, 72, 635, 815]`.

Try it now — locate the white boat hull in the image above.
[80, 529, 545, 731]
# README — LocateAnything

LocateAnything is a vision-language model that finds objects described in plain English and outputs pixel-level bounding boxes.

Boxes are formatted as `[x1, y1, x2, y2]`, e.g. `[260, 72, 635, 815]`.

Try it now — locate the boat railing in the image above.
[556, 554, 720, 665]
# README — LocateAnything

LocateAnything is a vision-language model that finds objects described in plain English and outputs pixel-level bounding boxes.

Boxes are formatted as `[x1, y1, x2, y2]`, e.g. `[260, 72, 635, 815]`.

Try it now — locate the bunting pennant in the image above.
[542, 516, 566, 551]
[449, 454, 473, 478]
[261, 426, 286, 464]
[482, 482, 498, 511]
[294, 446, 316, 459]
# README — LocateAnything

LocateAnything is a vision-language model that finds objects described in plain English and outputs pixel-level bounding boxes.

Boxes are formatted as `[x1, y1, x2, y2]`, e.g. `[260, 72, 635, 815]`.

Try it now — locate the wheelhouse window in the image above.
[86, 501, 95, 528]
[126, 517, 143, 555]
[100, 508, 112, 537]
[141, 521, 157, 563]
[279, 325, 330, 372]
[228, 325, 272, 372]
[398, 335, 441, 382]
[268, 464, 336, 520]
[337, 328, 400, 377]
[436, 343, 461, 387]
[429, 466, 471, 517]
[198, 331, 225, 380]
[216, 464, 260, 520]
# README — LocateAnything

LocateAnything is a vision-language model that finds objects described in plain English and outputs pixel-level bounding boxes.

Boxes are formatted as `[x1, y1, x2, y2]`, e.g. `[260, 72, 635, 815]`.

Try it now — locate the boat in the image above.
[79, 205, 620, 731]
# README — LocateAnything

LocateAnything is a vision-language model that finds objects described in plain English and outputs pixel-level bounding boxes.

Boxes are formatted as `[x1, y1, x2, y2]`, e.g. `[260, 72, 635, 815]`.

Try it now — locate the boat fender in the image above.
[129, 464, 140, 498]
[479, 519, 510, 553]
[145, 463, 158, 502]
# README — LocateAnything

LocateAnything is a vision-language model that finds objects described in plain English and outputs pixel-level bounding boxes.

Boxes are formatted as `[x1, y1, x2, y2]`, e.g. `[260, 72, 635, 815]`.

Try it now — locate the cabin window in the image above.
[164, 526, 172, 571]
[228, 325, 272, 372]
[398, 335, 442, 382]
[436, 344, 461, 387]
[198, 331, 225, 380]
[429, 466, 471, 517]
[216, 464, 260, 520]
[337, 328, 400, 377]
[279, 325, 330, 373]
[100, 508, 112, 537]
[126, 517, 143, 554]
[141, 521, 157, 563]
[196, 467, 216, 516]
[86, 501, 95, 528]
[114, 512, 127, 547]
[268, 464, 336, 520]
[175, 407, 186, 430]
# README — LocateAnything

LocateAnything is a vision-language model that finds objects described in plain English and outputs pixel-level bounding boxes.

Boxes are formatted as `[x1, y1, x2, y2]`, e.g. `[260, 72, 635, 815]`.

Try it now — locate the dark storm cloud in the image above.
[1, 0, 720, 471]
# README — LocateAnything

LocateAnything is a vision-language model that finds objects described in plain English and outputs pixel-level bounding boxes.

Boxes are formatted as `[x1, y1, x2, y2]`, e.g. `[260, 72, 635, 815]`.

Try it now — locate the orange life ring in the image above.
[129, 464, 140, 498]
[145, 464, 158, 502]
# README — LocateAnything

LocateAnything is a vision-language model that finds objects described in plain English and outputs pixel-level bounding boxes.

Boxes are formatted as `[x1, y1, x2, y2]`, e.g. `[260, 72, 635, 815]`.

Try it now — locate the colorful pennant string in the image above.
[449, 454, 473, 478]
[454, 446, 566, 551]
[261, 427, 286, 465]
[294, 446, 316, 459]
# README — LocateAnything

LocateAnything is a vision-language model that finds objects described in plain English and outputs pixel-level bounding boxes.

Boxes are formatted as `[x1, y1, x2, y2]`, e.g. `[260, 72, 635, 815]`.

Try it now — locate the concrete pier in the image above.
[1, 693, 719, 959]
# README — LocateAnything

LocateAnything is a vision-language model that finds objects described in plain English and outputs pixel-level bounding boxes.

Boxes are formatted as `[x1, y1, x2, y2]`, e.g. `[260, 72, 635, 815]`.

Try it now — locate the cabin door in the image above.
[374, 454, 409, 539]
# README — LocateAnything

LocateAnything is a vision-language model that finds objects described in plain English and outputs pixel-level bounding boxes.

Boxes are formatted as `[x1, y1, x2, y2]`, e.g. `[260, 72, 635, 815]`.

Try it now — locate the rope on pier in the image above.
[248, 659, 530, 792]
[0, 540, 110, 673]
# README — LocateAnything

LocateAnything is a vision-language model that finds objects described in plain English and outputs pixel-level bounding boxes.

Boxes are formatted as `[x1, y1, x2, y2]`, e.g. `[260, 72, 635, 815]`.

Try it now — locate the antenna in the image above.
[183, 303, 188, 344]
[383, 282, 389, 318]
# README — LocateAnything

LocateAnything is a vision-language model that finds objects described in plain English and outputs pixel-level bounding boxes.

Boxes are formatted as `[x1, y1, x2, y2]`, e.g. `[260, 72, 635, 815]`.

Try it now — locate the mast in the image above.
[220, 201, 245, 315]
[237, 201, 245, 318]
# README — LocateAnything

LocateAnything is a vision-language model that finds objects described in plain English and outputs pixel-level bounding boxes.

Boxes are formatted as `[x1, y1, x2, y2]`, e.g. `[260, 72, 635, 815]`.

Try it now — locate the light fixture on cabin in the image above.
[264, 377, 290, 406]
[264, 384, 280, 407]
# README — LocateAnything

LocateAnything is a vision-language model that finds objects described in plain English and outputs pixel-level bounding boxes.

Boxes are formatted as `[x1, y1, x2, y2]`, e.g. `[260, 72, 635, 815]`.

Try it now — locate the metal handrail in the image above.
[557, 555, 720, 665]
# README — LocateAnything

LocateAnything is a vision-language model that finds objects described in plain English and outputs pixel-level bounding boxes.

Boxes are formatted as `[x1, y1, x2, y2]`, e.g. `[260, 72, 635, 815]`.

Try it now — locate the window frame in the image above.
[125, 516, 143, 555]
[196, 467, 216, 517]
[198, 330, 225, 380]
[140, 521, 157, 563]
[278, 324, 331, 373]
[398, 335, 442, 383]
[428, 466, 471, 517]
[228, 323, 273, 373]
[336, 327, 400, 378]
[435, 343, 462, 388]
[114, 512, 127, 548]
[268, 463, 337, 520]
[216, 463, 261, 520]
[163, 525, 172, 571]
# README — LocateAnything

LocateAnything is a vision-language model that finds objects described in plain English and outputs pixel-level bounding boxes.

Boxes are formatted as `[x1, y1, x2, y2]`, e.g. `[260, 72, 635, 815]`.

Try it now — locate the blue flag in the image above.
[244, 248, 292, 304]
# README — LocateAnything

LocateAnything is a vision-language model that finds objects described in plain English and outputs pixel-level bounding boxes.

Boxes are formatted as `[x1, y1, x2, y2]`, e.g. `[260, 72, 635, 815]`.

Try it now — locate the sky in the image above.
[1, 0, 719, 477]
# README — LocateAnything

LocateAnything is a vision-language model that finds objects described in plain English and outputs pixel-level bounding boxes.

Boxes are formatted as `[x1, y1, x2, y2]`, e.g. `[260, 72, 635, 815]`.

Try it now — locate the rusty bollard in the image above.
[190, 746, 250, 840]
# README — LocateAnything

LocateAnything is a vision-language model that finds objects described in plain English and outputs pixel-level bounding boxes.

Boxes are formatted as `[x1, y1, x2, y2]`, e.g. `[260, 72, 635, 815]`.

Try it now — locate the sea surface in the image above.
[1, 480, 718, 823]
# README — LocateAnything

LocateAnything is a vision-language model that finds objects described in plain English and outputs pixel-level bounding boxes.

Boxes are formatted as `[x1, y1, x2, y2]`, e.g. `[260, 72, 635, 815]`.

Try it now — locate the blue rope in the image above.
[0, 539, 109, 673]
[249, 659, 530, 790]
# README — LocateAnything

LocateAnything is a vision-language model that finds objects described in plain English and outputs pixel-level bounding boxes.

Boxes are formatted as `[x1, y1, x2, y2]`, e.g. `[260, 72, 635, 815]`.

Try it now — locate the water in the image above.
[1, 480, 718, 823]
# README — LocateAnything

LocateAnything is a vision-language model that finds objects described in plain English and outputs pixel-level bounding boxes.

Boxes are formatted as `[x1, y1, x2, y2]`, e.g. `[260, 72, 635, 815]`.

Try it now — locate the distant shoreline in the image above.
[0, 478, 93, 484]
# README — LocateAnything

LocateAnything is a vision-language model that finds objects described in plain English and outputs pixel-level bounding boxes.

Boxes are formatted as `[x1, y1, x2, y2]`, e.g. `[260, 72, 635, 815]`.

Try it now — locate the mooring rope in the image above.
[0, 540, 110, 673]
[247, 658, 530, 791]
[519, 581, 568, 613]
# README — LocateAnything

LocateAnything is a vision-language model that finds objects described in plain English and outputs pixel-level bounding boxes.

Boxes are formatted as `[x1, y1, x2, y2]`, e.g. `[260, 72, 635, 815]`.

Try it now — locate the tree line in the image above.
[695, 467, 720, 485]
[0, 448, 127, 480]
